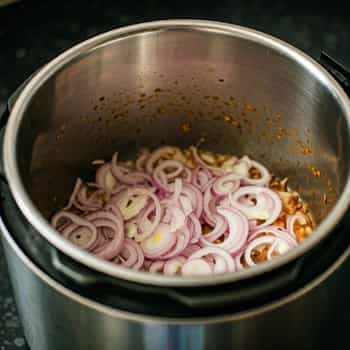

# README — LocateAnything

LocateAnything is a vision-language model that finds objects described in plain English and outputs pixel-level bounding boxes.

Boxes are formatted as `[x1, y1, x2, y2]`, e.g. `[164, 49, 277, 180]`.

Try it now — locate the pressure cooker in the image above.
[1, 20, 350, 350]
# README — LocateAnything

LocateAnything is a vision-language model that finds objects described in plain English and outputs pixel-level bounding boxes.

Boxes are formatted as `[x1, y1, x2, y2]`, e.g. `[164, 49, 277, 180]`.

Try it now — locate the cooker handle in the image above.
[320, 51, 350, 94]
[50, 247, 199, 306]
[50, 243, 304, 309]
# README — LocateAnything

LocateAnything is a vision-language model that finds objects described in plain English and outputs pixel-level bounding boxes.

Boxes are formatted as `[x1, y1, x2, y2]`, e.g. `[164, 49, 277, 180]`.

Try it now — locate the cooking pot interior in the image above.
[15, 27, 350, 226]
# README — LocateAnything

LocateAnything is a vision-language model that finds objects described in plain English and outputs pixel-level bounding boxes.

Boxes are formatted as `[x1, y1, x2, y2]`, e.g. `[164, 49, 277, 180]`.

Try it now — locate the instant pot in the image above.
[1, 20, 350, 350]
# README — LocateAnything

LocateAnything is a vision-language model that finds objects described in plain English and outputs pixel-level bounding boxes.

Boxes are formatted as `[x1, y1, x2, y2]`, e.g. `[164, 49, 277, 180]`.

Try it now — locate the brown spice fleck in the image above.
[310, 166, 321, 178]
[301, 146, 313, 155]
[181, 121, 191, 133]
[244, 104, 257, 112]
[232, 120, 241, 128]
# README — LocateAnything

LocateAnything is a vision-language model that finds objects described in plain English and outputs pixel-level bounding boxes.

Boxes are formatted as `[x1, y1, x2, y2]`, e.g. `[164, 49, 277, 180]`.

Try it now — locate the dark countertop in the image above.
[0, 0, 349, 348]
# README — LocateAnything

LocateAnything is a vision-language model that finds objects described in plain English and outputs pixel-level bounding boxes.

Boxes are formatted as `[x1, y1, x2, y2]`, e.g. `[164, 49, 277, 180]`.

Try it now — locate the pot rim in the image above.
[4, 19, 350, 287]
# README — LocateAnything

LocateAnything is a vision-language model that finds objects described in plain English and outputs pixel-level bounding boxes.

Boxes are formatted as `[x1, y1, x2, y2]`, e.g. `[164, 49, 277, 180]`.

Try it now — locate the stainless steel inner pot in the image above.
[3, 20, 350, 287]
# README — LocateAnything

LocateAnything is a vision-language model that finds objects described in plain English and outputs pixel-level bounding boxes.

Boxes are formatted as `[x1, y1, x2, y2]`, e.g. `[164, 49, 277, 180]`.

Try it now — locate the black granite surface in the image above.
[0, 0, 350, 348]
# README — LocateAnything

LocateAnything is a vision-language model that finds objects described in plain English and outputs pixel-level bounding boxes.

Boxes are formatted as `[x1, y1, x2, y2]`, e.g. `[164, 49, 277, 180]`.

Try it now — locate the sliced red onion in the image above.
[287, 213, 307, 237]
[90, 233, 109, 254]
[117, 239, 138, 267]
[201, 207, 248, 254]
[74, 186, 105, 211]
[85, 210, 124, 260]
[152, 170, 170, 193]
[266, 239, 285, 260]
[182, 258, 213, 276]
[154, 160, 184, 180]
[163, 256, 186, 275]
[192, 166, 212, 190]
[143, 259, 153, 269]
[244, 233, 293, 266]
[112, 187, 161, 241]
[181, 167, 192, 182]
[230, 186, 282, 229]
[203, 180, 218, 226]
[136, 148, 150, 171]
[52, 145, 309, 276]
[212, 173, 240, 196]
[51, 210, 72, 229]
[232, 156, 271, 186]
[54, 212, 98, 251]
[181, 244, 201, 257]
[201, 214, 227, 242]
[244, 235, 276, 267]
[187, 213, 202, 243]
[190, 146, 224, 176]
[111, 153, 152, 185]
[170, 178, 183, 203]
[188, 246, 235, 272]
[118, 238, 144, 270]
[213, 256, 228, 273]
[181, 183, 203, 218]
[110, 189, 149, 221]
[145, 146, 180, 173]
[63, 178, 83, 210]
[179, 195, 193, 216]
[149, 261, 165, 273]
[160, 226, 191, 259]
[141, 223, 177, 258]
[136, 202, 158, 241]
[95, 163, 118, 190]
[167, 205, 186, 232]
[249, 226, 298, 247]
[52, 211, 97, 244]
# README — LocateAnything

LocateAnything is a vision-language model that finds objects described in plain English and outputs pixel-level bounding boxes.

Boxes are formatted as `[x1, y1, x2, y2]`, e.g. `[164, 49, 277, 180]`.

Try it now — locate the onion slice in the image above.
[287, 213, 307, 237]
[182, 258, 213, 276]
[190, 146, 224, 175]
[149, 261, 165, 273]
[230, 186, 282, 229]
[51, 145, 309, 277]
[200, 207, 249, 254]
[141, 223, 177, 258]
[164, 256, 186, 275]
[212, 173, 240, 196]
[188, 246, 236, 273]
